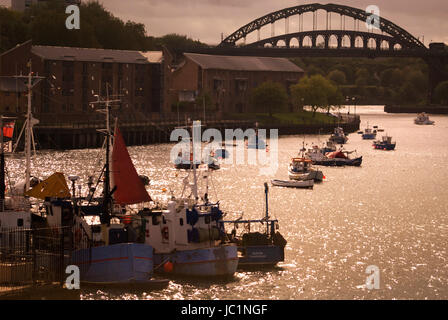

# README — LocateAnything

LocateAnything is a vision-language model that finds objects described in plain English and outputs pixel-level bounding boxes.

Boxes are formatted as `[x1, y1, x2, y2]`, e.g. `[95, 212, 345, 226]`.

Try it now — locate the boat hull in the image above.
[154, 245, 238, 277]
[271, 179, 314, 188]
[373, 143, 396, 150]
[288, 170, 323, 182]
[362, 133, 376, 139]
[329, 136, 348, 144]
[238, 245, 284, 267]
[71, 243, 154, 284]
[312, 156, 362, 167]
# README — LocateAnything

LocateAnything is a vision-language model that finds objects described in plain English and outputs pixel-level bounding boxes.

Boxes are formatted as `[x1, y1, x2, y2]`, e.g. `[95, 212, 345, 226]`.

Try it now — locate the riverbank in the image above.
[29, 113, 359, 150]
[384, 105, 448, 114]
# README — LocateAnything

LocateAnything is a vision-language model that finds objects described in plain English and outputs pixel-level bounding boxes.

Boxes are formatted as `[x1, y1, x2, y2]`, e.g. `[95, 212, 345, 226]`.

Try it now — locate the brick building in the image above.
[0, 77, 28, 115]
[0, 41, 163, 123]
[166, 53, 304, 114]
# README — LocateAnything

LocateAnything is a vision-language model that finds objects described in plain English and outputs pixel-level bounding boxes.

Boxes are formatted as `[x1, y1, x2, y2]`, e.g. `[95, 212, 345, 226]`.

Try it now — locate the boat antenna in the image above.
[264, 182, 269, 235]
[90, 83, 121, 225]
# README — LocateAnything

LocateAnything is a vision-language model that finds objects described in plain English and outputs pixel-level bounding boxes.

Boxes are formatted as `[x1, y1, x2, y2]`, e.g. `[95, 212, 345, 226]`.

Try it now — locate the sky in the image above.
[1, 0, 447, 46]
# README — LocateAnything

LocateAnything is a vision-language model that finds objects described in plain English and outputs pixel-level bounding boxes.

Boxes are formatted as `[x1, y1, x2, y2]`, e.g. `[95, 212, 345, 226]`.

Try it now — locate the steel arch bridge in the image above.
[219, 3, 426, 51]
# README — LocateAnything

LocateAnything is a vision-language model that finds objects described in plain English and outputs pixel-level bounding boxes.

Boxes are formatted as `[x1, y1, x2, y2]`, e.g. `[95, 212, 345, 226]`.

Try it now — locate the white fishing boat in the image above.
[271, 179, 314, 188]
[288, 158, 324, 182]
[143, 121, 238, 277]
[414, 113, 435, 125]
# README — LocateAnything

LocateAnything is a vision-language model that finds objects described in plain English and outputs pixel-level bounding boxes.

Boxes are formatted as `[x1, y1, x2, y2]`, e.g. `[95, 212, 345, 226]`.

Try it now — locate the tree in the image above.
[251, 81, 288, 117]
[434, 81, 448, 105]
[290, 75, 343, 117]
[328, 70, 346, 85]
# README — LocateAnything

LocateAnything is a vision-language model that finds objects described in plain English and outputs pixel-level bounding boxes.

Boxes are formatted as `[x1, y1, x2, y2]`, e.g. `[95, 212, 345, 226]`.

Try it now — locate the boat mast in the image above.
[91, 83, 120, 225]
[25, 63, 32, 191]
[264, 182, 269, 235]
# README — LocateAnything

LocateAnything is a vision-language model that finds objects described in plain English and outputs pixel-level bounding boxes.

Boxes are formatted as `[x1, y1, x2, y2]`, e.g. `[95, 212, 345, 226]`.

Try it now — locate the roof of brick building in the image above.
[184, 53, 304, 73]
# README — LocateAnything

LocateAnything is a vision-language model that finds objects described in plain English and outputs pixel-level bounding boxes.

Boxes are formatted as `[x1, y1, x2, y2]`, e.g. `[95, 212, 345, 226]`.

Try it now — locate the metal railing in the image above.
[0, 226, 70, 297]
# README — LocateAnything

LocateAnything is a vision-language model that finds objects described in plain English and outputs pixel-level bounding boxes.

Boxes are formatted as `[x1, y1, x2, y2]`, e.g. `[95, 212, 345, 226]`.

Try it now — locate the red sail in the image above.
[112, 127, 152, 204]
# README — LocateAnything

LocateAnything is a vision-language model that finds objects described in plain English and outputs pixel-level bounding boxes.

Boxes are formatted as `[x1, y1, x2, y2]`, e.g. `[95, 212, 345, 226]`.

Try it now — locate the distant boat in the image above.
[288, 157, 324, 182]
[329, 127, 348, 144]
[271, 179, 314, 188]
[361, 123, 377, 140]
[311, 150, 362, 167]
[414, 113, 435, 125]
[174, 152, 220, 170]
[373, 135, 396, 150]
[223, 183, 287, 267]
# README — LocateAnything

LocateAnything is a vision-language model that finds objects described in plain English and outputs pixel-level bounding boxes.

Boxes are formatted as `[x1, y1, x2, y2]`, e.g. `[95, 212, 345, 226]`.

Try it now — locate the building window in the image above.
[213, 79, 224, 92]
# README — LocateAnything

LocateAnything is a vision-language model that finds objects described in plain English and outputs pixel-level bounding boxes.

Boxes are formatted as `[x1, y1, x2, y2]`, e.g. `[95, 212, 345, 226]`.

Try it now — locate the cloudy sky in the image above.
[2, 0, 447, 45]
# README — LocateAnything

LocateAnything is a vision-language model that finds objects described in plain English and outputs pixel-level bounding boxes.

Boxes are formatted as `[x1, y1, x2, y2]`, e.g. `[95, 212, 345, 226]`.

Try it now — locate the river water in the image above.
[6, 106, 448, 299]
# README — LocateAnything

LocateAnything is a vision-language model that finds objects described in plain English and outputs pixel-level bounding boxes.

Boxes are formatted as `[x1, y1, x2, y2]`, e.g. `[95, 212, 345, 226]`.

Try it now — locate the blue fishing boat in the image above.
[42, 110, 168, 288]
[361, 123, 377, 140]
[223, 183, 286, 267]
[373, 135, 396, 150]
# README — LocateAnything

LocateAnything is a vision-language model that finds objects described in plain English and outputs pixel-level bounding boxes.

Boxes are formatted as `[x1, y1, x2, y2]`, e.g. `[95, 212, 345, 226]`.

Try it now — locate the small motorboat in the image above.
[271, 179, 314, 188]
[311, 150, 362, 167]
[373, 135, 396, 150]
[414, 113, 435, 125]
[329, 127, 348, 144]
[288, 157, 324, 182]
[223, 183, 287, 268]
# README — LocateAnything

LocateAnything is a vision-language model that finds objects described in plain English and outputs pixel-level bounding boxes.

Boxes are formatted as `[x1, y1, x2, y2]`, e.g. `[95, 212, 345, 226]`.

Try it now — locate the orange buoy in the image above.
[164, 261, 173, 273]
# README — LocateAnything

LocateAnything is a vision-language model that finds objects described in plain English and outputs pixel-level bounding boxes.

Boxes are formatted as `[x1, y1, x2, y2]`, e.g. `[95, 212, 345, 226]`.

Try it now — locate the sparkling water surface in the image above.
[6, 106, 448, 299]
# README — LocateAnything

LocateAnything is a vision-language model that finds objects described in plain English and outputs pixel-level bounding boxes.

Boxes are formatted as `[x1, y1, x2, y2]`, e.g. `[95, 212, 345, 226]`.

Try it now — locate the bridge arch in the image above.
[220, 3, 425, 50]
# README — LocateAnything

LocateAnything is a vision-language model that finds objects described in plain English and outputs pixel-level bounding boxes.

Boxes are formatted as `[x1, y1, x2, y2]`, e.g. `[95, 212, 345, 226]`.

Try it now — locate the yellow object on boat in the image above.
[25, 172, 71, 200]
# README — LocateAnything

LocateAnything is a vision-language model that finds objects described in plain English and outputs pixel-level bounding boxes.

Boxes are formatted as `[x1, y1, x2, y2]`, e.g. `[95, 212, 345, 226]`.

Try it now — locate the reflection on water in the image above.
[6, 106, 448, 299]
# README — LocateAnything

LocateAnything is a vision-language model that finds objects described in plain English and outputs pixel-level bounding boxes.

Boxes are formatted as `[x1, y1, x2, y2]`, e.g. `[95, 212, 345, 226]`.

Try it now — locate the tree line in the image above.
[0, 0, 206, 54]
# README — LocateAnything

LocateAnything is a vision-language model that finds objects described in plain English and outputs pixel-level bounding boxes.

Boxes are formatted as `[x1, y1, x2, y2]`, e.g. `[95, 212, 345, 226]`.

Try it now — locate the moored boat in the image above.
[373, 135, 396, 150]
[361, 123, 377, 140]
[329, 127, 348, 144]
[288, 157, 324, 182]
[42, 104, 168, 288]
[414, 112, 435, 125]
[271, 179, 314, 188]
[311, 150, 362, 167]
[223, 183, 287, 267]
[143, 121, 238, 278]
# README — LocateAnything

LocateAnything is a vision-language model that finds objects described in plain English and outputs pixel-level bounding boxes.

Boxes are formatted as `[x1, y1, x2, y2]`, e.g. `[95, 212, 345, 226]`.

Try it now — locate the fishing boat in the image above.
[288, 158, 323, 182]
[414, 113, 435, 125]
[223, 183, 286, 267]
[373, 135, 396, 150]
[321, 140, 337, 154]
[329, 127, 348, 144]
[361, 123, 377, 140]
[142, 121, 238, 277]
[40, 96, 168, 288]
[311, 150, 362, 167]
[271, 179, 314, 188]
